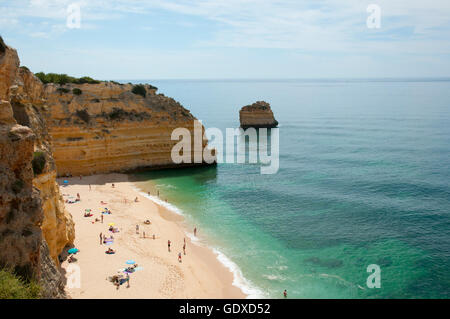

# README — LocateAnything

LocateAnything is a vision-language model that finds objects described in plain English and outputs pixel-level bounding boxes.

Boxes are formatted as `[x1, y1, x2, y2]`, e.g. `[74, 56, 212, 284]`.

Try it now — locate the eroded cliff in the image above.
[239, 101, 278, 129]
[43, 81, 212, 176]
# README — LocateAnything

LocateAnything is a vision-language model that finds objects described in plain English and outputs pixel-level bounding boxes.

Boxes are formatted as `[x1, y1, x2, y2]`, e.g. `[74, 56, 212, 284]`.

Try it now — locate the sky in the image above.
[1, 0, 450, 80]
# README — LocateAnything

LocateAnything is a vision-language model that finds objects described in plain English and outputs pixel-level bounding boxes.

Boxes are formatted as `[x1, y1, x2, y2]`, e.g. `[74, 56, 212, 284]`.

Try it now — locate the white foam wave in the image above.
[133, 186, 184, 216]
[212, 248, 266, 299]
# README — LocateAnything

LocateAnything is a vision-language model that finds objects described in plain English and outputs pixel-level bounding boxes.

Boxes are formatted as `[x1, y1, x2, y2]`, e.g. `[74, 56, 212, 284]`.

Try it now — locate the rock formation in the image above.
[1, 35, 215, 297]
[239, 101, 278, 129]
[0, 37, 73, 298]
[43, 82, 213, 176]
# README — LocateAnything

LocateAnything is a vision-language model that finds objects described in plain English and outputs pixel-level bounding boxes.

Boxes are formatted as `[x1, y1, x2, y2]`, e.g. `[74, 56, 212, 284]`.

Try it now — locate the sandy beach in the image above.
[60, 173, 246, 299]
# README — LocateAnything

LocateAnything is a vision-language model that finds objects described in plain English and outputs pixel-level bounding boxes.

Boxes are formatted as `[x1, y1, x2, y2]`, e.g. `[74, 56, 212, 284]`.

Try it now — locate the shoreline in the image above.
[132, 185, 266, 299]
[60, 173, 246, 299]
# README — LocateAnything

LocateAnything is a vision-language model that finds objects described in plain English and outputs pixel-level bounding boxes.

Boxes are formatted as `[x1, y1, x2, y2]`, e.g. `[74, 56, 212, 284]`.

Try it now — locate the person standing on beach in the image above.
[100, 232, 102, 245]
[101, 214, 104, 223]
[168, 240, 171, 252]
[89, 184, 91, 191]
[194, 227, 197, 236]
[136, 224, 139, 234]
[143, 231, 145, 239]
[183, 243, 186, 255]
[178, 252, 182, 263]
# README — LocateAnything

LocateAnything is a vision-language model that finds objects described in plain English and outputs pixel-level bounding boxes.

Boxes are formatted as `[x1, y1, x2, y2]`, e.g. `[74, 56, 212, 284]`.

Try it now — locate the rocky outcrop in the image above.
[0, 37, 73, 297]
[44, 82, 213, 176]
[239, 101, 278, 129]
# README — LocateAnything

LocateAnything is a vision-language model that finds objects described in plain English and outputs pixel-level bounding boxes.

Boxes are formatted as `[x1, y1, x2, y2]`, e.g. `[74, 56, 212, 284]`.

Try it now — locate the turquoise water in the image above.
[132, 79, 450, 298]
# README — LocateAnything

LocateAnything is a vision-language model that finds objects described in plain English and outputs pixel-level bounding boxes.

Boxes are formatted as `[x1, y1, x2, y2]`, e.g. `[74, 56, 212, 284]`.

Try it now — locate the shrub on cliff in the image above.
[75, 109, 90, 124]
[0, 36, 6, 54]
[72, 88, 82, 95]
[35, 72, 100, 85]
[0, 269, 41, 299]
[56, 87, 70, 94]
[32, 151, 46, 175]
[131, 84, 147, 98]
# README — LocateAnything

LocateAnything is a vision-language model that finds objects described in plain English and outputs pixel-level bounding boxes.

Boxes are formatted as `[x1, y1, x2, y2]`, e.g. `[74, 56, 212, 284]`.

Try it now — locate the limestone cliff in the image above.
[0, 37, 74, 297]
[43, 81, 213, 176]
[239, 101, 278, 129]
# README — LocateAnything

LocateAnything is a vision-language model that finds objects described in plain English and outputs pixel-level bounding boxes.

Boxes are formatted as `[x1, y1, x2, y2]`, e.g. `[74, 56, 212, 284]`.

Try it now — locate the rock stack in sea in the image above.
[239, 101, 278, 129]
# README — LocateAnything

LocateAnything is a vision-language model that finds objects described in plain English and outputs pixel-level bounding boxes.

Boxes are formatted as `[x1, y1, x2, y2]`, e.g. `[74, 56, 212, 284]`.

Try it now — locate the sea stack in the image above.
[239, 101, 278, 129]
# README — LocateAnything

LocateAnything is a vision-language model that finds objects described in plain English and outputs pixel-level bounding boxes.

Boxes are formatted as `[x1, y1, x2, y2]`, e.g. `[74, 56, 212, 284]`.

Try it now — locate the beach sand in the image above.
[60, 173, 246, 299]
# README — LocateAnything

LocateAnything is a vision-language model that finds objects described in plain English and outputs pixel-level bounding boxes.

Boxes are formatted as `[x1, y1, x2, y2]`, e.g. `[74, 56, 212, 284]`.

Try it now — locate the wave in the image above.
[132, 184, 266, 299]
[134, 186, 185, 216]
[212, 248, 266, 299]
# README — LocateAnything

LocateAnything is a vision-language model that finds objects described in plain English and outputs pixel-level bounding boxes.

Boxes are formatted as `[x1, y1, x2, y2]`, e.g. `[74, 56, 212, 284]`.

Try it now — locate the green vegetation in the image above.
[0, 269, 41, 299]
[35, 72, 101, 85]
[75, 109, 90, 124]
[32, 151, 46, 175]
[20, 66, 30, 72]
[72, 88, 82, 95]
[0, 36, 5, 54]
[131, 84, 147, 98]
[56, 87, 70, 94]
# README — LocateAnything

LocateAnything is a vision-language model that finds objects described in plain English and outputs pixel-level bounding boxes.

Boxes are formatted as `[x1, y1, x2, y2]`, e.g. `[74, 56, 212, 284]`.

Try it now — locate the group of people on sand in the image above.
[110, 273, 129, 289]
[166, 228, 197, 263]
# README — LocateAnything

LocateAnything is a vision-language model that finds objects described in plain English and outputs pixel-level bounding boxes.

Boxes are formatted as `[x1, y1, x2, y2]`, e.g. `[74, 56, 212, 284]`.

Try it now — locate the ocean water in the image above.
[131, 79, 450, 298]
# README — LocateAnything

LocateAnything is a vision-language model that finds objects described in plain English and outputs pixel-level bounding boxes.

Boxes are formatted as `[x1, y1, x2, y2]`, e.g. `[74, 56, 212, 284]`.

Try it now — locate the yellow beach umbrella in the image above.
[108, 222, 115, 226]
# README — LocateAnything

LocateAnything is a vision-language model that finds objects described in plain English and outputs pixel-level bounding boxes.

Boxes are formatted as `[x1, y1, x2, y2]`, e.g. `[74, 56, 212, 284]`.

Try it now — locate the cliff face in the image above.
[239, 101, 278, 129]
[44, 82, 212, 176]
[0, 38, 74, 297]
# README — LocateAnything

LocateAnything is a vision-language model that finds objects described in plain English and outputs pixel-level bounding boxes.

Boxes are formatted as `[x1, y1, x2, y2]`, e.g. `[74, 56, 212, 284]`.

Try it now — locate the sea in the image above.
[129, 79, 450, 298]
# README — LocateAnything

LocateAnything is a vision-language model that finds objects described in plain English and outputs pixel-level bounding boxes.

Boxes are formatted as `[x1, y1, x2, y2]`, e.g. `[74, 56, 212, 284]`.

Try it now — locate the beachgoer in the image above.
[143, 231, 146, 239]
[136, 224, 139, 234]
[89, 184, 91, 191]
[183, 243, 186, 255]
[134, 197, 139, 202]
[112, 183, 115, 188]
[157, 190, 159, 197]
[168, 240, 171, 252]
[283, 290, 287, 298]
[178, 252, 182, 263]
[152, 234, 155, 240]
[101, 214, 104, 223]
[194, 227, 197, 236]
[76, 193, 80, 201]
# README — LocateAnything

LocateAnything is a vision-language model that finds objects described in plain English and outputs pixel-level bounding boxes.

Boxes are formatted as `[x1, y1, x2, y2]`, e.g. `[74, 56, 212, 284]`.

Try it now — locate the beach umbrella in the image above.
[68, 248, 79, 254]
[125, 260, 135, 265]
[108, 222, 115, 226]
[63, 180, 68, 184]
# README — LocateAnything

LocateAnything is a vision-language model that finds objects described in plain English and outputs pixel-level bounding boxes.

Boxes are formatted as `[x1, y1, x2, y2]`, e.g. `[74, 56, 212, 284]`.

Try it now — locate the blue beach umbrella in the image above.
[63, 180, 68, 184]
[68, 248, 79, 254]
[126, 260, 135, 265]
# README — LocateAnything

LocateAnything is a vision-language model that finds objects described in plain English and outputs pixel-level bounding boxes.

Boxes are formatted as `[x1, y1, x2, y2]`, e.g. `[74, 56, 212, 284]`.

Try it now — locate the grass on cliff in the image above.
[35, 72, 100, 85]
[0, 269, 41, 299]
